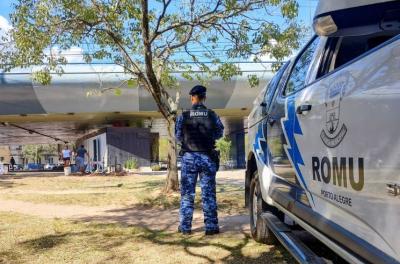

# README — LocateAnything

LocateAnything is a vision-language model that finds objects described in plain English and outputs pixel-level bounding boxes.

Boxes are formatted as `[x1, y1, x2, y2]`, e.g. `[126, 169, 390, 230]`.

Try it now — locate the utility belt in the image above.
[179, 149, 220, 171]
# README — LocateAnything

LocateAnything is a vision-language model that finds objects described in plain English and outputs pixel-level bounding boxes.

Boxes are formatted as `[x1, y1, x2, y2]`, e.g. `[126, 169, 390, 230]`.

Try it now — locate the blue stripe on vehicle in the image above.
[282, 96, 315, 206]
[253, 121, 269, 166]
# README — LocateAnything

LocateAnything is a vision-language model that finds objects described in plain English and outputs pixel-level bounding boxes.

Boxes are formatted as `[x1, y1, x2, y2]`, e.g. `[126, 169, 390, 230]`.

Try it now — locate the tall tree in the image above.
[1, 0, 302, 192]
[22, 144, 58, 163]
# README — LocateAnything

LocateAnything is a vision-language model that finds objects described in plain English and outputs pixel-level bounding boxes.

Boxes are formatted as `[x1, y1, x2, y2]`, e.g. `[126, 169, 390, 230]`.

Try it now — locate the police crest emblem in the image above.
[320, 75, 349, 148]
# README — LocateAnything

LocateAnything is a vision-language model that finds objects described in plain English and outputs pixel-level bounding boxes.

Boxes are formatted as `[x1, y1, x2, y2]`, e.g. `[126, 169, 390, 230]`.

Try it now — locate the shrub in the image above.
[124, 158, 138, 170]
[159, 138, 169, 162]
[216, 137, 232, 166]
[151, 164, 161, 171]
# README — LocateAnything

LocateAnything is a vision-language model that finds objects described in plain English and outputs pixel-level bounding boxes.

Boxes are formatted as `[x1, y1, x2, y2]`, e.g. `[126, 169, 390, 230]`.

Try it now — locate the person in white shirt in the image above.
[61, 145, 72, 166]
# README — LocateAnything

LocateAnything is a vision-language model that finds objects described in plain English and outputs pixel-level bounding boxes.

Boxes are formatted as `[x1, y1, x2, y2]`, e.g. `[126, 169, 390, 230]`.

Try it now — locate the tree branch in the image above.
[141, 0, 172, 119]
[89, 1, 144, 78]
[150, 0, 172, 43]
[155, 0, 222, 36]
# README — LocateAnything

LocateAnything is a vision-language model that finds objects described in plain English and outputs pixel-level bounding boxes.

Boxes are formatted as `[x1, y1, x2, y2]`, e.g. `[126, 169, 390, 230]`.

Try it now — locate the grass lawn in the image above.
[0, 173, 295, 263]
[0, 212, 293, 264]
[0, 174, 246, 214]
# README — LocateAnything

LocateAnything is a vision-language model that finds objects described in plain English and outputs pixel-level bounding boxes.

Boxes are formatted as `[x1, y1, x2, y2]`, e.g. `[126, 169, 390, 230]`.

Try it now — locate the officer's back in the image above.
[175, 85, 224, 235]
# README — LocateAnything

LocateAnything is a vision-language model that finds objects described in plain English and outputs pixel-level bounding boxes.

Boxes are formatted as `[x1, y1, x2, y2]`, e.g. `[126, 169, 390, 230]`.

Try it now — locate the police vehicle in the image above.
[245, 1, 400, 263]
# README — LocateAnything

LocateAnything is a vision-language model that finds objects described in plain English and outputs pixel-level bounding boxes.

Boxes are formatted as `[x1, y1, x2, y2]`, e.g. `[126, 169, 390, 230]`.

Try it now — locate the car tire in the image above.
[249, 171, 277, 245]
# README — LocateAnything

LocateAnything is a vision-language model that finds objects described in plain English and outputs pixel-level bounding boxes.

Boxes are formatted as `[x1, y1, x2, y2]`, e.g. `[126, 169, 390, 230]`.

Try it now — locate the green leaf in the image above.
[181, 72, 193, 81]
[114, 88, 122, 96]
[281, 0, 299, 19]
[127, 79, 137, 88]
[32, 70, 52, 85]
[83, 54, 93, 64]
[216, 137, 232, 165]
[247, 74, 260, 88]
[225, 0, 238, 11]
[216, 63, 241, 81]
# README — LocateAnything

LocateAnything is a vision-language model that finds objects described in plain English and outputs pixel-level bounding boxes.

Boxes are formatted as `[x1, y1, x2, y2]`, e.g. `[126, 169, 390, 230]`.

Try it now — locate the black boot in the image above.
[205, 229, 220, 236]
[178, 226, 191, 235]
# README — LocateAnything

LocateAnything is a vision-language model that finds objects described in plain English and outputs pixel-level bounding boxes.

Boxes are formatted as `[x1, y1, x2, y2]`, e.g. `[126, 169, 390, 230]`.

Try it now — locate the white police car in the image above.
[245, 1, 400, 263]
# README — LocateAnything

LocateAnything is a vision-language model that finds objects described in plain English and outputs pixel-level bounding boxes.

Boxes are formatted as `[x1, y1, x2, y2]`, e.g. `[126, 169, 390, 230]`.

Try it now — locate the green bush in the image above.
[216, 137, 232, 166]
[151, 164, 161, 171]
[159, 138, 169, 162]
[124, 158, 138, 170]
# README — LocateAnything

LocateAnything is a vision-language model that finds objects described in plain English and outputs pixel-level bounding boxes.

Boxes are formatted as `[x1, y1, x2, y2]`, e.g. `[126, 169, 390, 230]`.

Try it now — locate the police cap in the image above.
[189, 85, 207, 96]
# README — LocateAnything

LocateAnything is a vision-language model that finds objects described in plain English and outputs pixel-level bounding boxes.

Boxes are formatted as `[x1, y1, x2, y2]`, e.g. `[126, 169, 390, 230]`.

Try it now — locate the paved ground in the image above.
[0, 170, 249, 233]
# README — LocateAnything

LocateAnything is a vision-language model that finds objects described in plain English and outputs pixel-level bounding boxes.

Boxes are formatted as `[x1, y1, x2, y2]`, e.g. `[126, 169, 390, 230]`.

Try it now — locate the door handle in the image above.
[296, 104, 312, 114]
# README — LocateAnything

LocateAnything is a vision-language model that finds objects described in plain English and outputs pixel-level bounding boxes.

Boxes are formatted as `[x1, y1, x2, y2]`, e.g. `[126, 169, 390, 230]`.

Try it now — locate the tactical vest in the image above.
[182, 107, 216, 152]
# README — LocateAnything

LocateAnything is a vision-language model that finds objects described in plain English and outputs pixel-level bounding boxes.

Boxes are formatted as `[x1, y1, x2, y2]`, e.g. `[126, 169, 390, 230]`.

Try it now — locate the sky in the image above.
[0, 0, 318, 19]
[0, 0, 318, 72]
[0, 0, 318, 36]
[0, 1, 13, 21]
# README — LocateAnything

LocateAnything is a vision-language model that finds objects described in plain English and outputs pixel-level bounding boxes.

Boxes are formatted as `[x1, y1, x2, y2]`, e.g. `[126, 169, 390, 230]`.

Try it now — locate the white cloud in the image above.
[0, 16, 84, 64]
[0, 16, 11, 32]
[0, 15, 12, 43]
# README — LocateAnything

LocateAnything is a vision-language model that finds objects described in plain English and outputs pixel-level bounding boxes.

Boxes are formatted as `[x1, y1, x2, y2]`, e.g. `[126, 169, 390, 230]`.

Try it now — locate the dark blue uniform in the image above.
[175, 103, 224, 233]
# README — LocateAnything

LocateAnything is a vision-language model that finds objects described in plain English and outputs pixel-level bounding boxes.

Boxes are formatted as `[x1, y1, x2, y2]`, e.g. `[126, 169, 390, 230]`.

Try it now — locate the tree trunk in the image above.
[164, 115, 179, 192]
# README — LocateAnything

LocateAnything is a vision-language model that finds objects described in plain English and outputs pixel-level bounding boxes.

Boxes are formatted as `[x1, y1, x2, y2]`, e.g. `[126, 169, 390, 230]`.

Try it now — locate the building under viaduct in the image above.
[0, 63, 272, 170]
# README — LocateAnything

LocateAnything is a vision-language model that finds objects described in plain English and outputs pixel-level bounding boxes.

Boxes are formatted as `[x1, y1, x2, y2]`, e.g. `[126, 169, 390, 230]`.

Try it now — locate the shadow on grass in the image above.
[0, 216, 294, 264]
[0, 171, 293, 263]
[79, 205, 247, 234]
[20, 233, 70, 251]
[0, 172, 62, 180]
[135, 227, 294, 263]
[131, 182, 244, 211]
[0, 180, 22, 189]
[32, 226, 291, 263]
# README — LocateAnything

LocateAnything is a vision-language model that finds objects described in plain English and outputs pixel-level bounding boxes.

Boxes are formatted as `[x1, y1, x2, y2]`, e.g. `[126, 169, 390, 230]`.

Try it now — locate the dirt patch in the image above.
[0, 199, 113, 218]
[0, 199, 249, 233]
[0, 170, 248, 232]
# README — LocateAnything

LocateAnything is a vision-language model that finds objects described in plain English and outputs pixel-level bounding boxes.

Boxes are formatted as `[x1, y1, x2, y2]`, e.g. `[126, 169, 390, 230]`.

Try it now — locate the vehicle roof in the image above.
[313, 0, 400, 36]
[314, 0, 397, 18]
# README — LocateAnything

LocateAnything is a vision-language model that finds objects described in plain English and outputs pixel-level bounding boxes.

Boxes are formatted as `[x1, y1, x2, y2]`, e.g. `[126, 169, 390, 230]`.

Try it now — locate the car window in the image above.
[264, 62, 289, 107]
[333, 32, 398, 70]
[318, 31, 400, 78]
[284, 37, 319, 95]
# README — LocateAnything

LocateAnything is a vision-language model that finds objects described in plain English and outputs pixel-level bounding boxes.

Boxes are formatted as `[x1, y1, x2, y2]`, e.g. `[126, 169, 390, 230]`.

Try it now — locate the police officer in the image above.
[175, 85, 224, 235]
